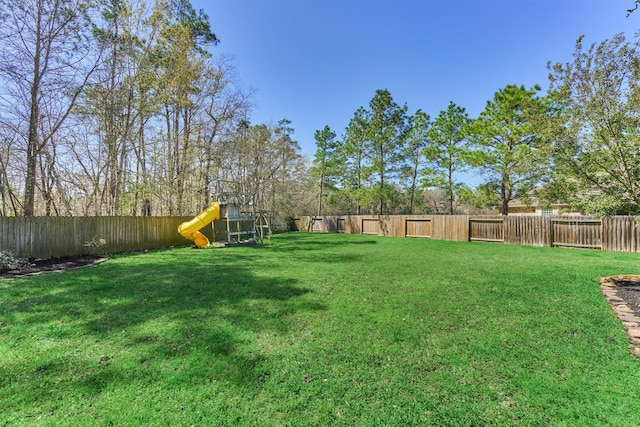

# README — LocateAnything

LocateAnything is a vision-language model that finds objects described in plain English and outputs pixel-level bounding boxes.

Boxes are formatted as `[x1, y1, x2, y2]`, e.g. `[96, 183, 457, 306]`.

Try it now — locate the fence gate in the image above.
[361, 218, 379, 235]
[551, 218, 602, 249]
[405, 218, 432, 238]
[469, 218, 504, 242]
[310, 217, 325, 232]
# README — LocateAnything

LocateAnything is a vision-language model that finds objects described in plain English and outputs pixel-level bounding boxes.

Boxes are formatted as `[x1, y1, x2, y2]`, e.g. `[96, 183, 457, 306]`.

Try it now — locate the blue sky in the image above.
[192, 0, 638, 164]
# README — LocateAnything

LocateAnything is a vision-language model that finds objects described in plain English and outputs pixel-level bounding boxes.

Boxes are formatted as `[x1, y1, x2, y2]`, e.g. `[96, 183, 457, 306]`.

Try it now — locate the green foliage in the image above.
[546, 33, 640, 215]
[337, 90, 411, 214]
[312, 125, 341, 183]
[364, 90, 411, 214]
[341, 107, 371, 214]
[170, 0, 218, 48]
[423, 102, 472, 214]
[467, 84, 550, 215]
[574, 194, 637, 216]
[400, 109, 430, 214]
[458, 181, 501, 211]
[312, 125, 344, 215]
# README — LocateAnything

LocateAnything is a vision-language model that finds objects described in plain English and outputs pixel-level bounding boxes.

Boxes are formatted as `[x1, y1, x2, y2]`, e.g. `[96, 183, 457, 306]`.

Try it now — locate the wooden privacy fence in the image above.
[0, 216, 242, 259]
[5, 215, 640, 259]
[295, 215, 640, 253]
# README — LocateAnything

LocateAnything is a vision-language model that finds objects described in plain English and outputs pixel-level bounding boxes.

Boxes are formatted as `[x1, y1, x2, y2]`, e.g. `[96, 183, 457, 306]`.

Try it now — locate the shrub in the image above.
[0, 251, 34, 271]
[83, 237, 107, 255]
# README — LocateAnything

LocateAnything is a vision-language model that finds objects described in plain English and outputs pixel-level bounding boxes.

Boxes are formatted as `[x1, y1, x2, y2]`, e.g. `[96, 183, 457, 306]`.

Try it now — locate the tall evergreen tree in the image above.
[312, 125, 341, 216]
[342, 107, 371, 215]
[424, 102, 471, 215]
[362, 89, 410, 215]
[467, 84, 550, 215]
[403, 110, 430, 214]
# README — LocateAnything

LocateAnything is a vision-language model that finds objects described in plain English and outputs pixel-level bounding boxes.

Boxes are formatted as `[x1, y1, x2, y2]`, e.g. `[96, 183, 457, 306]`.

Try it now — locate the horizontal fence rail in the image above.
[294, 215, 640, 254]
[0, 216, 245, 259]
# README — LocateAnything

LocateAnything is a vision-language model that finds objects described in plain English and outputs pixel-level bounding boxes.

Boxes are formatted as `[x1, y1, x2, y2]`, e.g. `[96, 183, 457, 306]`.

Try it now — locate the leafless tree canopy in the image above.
[0, 0, 314, 218]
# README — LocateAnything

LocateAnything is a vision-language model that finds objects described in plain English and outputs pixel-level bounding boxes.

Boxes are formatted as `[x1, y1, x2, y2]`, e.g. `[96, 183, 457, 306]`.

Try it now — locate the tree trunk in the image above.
[500, 179, 510, 216]
[448, 160, 454, 215]
[24, 7, 43, 217]
[317, 171, 324, 217]
[408, 153, 419, 215]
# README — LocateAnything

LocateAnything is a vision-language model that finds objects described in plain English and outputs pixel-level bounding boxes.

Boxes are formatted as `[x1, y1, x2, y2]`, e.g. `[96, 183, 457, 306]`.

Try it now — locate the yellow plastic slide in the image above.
[178, 202, 221, 248]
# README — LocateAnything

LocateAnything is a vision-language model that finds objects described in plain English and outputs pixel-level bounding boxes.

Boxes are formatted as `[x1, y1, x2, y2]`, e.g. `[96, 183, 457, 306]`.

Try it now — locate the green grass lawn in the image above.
[2, 232, 640, 426]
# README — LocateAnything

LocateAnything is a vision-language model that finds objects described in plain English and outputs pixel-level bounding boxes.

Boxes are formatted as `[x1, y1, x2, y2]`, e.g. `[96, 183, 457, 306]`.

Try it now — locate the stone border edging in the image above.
[600, 275, 640, 359]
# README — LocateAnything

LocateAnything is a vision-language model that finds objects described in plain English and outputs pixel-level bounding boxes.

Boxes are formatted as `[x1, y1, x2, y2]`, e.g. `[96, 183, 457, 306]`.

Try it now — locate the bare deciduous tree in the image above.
[0, 0, 100, 216]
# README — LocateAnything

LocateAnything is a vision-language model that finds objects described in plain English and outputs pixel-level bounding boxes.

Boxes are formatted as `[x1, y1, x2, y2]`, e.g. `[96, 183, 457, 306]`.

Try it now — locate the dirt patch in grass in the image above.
[0, 255, 107, 278]
[601, 275, 640, 358]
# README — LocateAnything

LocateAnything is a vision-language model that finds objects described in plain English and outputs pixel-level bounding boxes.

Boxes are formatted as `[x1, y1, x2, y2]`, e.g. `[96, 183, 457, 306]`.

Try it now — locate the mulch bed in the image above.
[0, 255, 107, 278]
[600, 275, 640, 358]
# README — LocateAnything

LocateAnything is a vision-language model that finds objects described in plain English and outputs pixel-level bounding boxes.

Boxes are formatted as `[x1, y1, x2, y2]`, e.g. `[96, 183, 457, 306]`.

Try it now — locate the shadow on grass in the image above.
[267, 233, 379, 265]
[268, 232, 378, 253]
[0, 249, 325, 412]
[203, 233, 376, 264]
